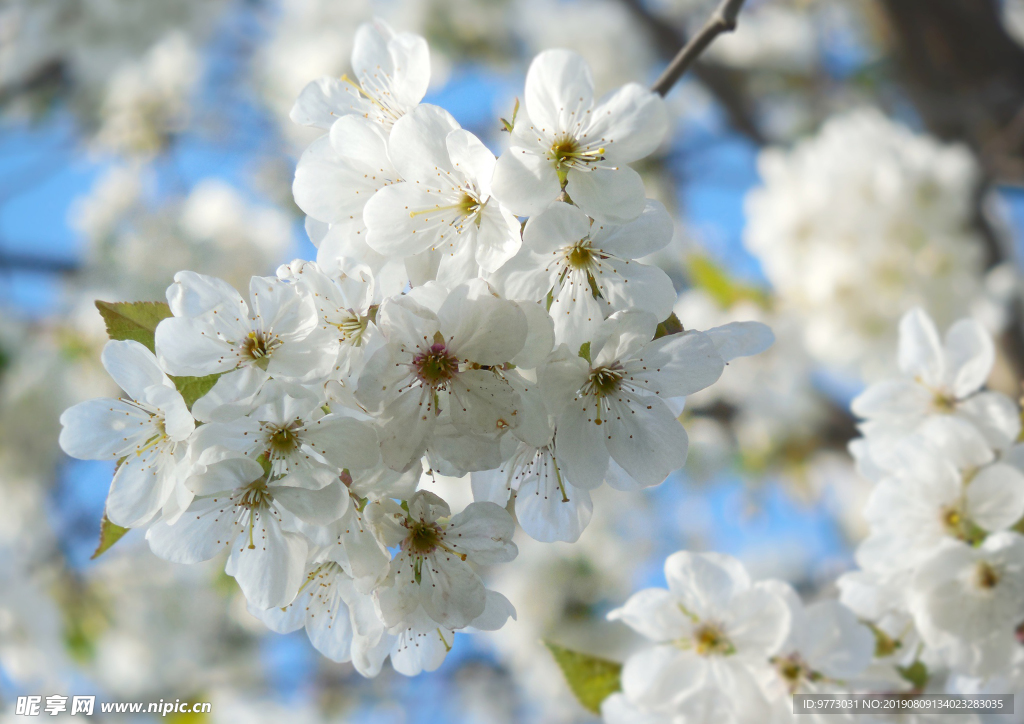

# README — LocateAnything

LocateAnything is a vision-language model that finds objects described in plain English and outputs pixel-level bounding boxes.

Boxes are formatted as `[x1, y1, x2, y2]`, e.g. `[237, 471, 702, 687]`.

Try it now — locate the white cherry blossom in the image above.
[154, 271, 336, 421]
[852, 308, 1020, 457]
[908, 532, 1024, 677]
[146, 457, 347, 609]
[608, 551, 790, 719]
[366, 490, 517, 629]
[551, 311, 731, 491]
[194, 380, 380, 481]
[59, 340, 194, 528]
[290, 18, 429, 131]
[494, 199, 676, 350]
[356, 281, 528, 471]
[250, 559, 391, 675]
[491, 49, 668, 222]
[472, 439, 592, 543]
[363, 104, 521, 288]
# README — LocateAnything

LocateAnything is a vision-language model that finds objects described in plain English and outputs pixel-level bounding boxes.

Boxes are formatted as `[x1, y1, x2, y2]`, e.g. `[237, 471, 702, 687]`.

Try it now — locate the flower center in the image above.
[413, 343, 459, 387]
[406, 521, 443, 554]
[268, 423, 302, 457]
[238, 481, 272, 510]
[976, 561, 1000, 590]
[586, 364, 625, 397]
[693, 622, 735, 656]
[566, 241, 594, 270]
[771, 653, 818, 692]
[241, 330, 282, 368]
[932, 392, 956, 413]
[333, 313, 367, 344]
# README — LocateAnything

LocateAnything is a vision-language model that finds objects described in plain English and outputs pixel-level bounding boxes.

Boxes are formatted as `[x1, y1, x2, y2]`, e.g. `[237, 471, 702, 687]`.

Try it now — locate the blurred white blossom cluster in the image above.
[842, 308, 1024, 693]
[602, 309, 1024, 723]
[58, 20, 773, 677]
[745, 109, 991, 377]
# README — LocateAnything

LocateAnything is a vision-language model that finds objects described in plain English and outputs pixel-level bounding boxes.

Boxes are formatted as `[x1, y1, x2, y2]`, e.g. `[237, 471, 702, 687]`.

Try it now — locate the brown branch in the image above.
[651, 0, 749, 97]
[618, 0, 765, 144]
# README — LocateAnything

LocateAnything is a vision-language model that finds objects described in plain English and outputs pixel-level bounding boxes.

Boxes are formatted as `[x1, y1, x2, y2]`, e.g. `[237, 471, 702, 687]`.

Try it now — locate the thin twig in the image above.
[651, 0, 748, 97]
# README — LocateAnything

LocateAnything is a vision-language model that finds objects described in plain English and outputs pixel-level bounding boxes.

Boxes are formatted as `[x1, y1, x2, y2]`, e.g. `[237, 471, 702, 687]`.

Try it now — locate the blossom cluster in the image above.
[604, 308, 1024, 723]
[842, 308, 1024, 692]
[744, 109, 990, 376]
[604, 550, 876, 724]
[58, 19, 771, 676]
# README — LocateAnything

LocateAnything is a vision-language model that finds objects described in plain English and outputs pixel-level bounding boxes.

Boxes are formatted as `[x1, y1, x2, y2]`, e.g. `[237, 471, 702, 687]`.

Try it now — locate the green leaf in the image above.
[897, 660, 929, 691]
[170, 373, 222, 411]
[687, 255, 769, 310]
[95, 300, 172, 352]
[92, 513, 129, 559]
[654, 312, 684, 340]
[578, 341, 592, 365]
[95, 300, 220, 409]
[545, 641, 622, 714]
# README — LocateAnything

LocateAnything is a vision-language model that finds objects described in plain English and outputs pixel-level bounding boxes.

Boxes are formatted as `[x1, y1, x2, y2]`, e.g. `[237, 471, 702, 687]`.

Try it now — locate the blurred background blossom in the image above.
[2, 0, 1024, 721]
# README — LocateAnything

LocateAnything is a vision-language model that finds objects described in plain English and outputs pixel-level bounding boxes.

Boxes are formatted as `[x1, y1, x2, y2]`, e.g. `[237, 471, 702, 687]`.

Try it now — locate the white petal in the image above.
[600, 260, 676, 321]
[516, 470, 592, 543]
[944, 319, 995, 398]
[725, 586, 790, 656]
[799, 600, 875, 679]
[166, 270, 248, 320]
[607, 587, 691, 643]
[703, 321, 775, 362]
[470, 468, 513, 506]
[522, 201, 591, 255]
[421, 552, 487, 630]
[627, 330, 725, 398]
[555, 397, 610, 489]
[957, 391, 1021, 451]
[850, 379, 932, 420]
[302, 414, 380, 471]
[272, 481, 348, 525]
[106, 448, 182, 527]
[566, 165, 646, 223]
[364, 182, 456, 256]
[190, 366, 269, 423]
[471, 202, 521, 274]
[524, 49, 594, 134]
[378, 389, 436, 471]
[586, 83, 668, 163]
[589, 199, 673, 258]
[446, 128, 495, 191]
[446, 502, 517, 565]
[59, 398, 146, 460]
[966, 463, 1024, 532]
[550, 277, 604, 353]
[304, 575, 356, 662]
[101, 340, 172, 400]
[388, 104, 460, 182]
[620, 646, 704, 710]
[591, 310, 658, 366]
[664, 550, 749, 618]
[898, 307, 944, 387]
[289, 76, 355, 128]
[465, 590, 517, 631]
[605, 393, 689, 488]
[155, 316, 237, 377]
[187, 457, 263, 496]
[509, 301, 555, 369]
[490, 148, 561, 218]
[145, 496, 235, 564]
[226, 516, 308, 609]
[448, 370, 520, 436]
[439, 280, 528, 364]
[293, 134, 380, 225]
